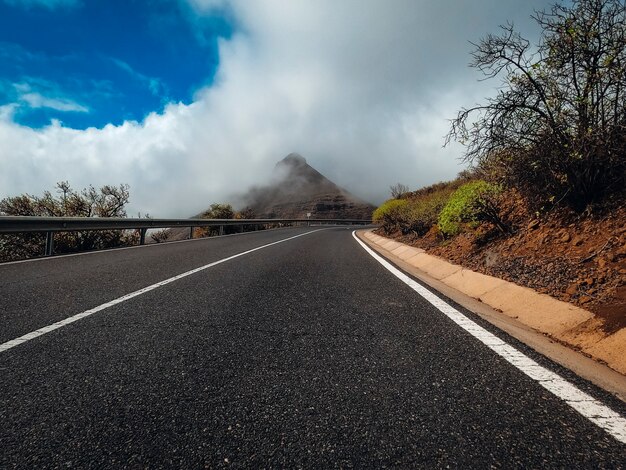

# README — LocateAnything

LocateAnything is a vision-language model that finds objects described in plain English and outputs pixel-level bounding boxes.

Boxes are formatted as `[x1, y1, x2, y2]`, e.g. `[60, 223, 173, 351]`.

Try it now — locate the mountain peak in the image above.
[277, 153, 307, 168]
[240, 153, 374, 219]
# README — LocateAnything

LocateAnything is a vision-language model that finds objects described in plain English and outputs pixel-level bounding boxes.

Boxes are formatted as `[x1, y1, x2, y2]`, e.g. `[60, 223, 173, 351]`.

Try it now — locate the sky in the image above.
[0, 0, 548, 217]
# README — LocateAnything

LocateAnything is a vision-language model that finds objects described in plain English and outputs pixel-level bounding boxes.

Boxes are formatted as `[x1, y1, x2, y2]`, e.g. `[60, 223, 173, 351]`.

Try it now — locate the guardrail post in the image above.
[219, 225, 224, 236]
[140, 228, 147, 245]
[189, 226, 194, 239]
[45, 231, 54, 256]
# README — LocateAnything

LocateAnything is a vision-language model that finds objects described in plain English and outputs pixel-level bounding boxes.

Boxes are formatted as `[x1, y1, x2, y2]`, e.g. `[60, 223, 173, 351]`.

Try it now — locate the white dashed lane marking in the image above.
[0, 230, 322, 353]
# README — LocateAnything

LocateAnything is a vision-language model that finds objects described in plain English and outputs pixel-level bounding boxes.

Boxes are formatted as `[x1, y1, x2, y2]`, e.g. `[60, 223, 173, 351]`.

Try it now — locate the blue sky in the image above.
[0, 0, 232, 128]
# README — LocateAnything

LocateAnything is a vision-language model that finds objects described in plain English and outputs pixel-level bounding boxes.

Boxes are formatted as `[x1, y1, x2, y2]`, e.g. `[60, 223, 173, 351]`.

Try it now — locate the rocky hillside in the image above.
[239, 153, 374, 219]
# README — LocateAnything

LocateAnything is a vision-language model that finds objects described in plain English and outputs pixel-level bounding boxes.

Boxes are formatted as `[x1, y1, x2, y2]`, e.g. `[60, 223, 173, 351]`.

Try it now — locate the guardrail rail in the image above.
[0, 216, 373, 256]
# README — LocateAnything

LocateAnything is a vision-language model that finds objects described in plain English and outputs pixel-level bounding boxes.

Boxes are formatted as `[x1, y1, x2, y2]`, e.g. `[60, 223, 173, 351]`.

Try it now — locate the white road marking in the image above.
[0, 229, 322, 353]
[353, 231, 626, 445]
[0, 225, 291, 266]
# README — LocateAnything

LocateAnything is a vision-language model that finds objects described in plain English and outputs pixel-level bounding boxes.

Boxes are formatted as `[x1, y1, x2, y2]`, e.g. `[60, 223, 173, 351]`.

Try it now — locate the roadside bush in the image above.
[375, 178, 472, 236]
[438, 181, 509, 237]
[151, 228, 171, 243]
[404, 189, 453, 236]
[0, 182, 136, 262]
[194, 203, 236, 237]
[373, 199, 409, 234]
[202, 203, 235, 220]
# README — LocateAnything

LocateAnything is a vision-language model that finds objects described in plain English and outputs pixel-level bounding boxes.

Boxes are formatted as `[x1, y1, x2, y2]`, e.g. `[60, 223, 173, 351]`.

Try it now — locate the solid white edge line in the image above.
[0, 229, 323, 354]
[352, 230, 626, 445]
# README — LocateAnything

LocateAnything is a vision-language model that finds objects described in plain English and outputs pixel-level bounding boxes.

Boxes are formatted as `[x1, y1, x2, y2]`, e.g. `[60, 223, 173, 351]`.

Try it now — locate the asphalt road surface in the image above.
[1, 227, 625, 468]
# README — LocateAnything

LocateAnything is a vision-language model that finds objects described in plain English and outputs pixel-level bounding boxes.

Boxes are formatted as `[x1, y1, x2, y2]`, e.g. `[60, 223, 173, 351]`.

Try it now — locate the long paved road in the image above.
[1, 227, 625, 467]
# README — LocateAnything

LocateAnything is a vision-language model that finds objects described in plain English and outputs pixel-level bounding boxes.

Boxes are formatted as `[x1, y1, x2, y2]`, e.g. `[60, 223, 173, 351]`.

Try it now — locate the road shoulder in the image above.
[356, 229, 626, 402]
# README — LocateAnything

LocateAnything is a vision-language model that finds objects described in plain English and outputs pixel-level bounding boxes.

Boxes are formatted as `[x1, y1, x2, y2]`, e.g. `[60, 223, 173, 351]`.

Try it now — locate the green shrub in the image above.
[404, 189, 453, 236]
[373, 199, 409, 233]
[438, 180, 507, 237]
[375, 180, 464, 236]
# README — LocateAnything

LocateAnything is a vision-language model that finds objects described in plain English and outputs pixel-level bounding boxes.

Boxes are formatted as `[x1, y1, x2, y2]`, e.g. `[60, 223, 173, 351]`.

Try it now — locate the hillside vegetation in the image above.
[375, 0, 626, 326]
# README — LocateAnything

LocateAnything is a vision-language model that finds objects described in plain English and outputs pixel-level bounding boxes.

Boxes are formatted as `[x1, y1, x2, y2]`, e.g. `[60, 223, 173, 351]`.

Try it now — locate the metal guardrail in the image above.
[0, 216, 373, 256]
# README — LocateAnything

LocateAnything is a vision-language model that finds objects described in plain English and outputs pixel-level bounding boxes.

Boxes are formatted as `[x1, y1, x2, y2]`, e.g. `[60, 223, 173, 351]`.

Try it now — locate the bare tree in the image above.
[447, 0, 626, 209]
[390, 183, 410, 199]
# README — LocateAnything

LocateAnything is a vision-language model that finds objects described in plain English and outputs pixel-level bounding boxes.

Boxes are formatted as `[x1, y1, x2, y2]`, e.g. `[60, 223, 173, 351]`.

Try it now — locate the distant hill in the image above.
[162, 153, 373, 242]
[240, 153, 375, 219]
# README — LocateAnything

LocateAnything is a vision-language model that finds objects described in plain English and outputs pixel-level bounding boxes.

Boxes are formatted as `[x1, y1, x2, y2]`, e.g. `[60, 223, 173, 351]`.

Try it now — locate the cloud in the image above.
[19, 92, 88, 112]
[2, 0, 80, 9]
[0, 104, 18, 120]
[110, 58, 168, 99]
[184, 0, 230, 14]
[0, 0, 547, 217]
[7, 81, 89, 113]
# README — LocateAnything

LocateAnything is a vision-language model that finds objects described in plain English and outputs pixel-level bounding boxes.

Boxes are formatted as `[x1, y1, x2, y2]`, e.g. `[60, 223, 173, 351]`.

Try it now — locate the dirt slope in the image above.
[386, 199, 626, 334]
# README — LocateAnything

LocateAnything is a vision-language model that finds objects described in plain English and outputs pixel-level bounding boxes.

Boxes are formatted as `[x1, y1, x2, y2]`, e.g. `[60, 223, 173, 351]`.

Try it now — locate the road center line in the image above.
[352, 231, 626, 444]
[0, 229, 323, 354]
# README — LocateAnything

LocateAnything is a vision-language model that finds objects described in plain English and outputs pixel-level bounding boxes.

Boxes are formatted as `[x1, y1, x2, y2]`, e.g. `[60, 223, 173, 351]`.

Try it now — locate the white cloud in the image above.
[0, 104, 17, 120]
[0, 0, 546, 217]
[20, 92, 88, 112]
[11, 82, 89, 112]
